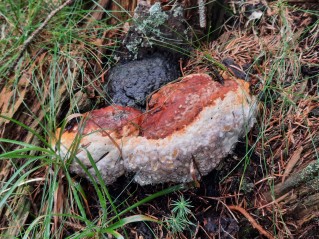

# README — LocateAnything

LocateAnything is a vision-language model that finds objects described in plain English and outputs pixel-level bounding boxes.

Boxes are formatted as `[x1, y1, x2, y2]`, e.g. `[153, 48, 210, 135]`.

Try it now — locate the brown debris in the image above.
[228, 205, 274, 239]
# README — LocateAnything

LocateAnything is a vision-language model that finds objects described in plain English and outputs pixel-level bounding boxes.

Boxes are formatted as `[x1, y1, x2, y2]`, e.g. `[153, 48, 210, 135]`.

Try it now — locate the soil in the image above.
[64, 2, 319, 237]
[1, 1, 319, 238]
[73, 142, 266, 238]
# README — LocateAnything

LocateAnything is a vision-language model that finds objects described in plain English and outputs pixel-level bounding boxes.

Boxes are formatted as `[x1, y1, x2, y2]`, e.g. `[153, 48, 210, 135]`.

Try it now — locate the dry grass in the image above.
[183, 1, 319, 238]
[0, 0, 318, 238]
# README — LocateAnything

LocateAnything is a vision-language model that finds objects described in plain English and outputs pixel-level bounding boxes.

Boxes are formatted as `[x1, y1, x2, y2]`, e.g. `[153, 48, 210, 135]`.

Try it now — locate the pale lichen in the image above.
[121, 2, 191, 60]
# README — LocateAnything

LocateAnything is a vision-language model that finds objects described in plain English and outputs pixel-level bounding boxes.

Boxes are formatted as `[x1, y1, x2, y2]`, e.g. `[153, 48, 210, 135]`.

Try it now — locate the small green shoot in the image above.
[165, 196, 195, 235]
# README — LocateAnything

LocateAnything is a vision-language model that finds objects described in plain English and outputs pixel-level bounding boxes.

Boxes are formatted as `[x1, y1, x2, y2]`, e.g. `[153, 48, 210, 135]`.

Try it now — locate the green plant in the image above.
[1, 0, 318, 238]
[0, 1, 192, 238]
[0, 118, 188, 238]
[165, 196, 195, 235]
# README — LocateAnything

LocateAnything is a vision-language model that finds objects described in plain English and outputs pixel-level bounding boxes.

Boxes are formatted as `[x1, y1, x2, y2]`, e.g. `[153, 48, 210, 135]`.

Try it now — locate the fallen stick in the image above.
[8, 0, 74, 74]
[228, 205, 274, 239]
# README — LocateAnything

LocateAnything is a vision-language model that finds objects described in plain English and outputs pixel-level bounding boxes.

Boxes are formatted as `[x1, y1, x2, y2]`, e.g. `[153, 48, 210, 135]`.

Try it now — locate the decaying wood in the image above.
[286, 0, 319, 9]
[286, 0, 319, 2]
[263, 160, 319, 223]
[282, 146, 303, 182]
[228, 205, 274, 239]
[1, 1, 318, 237]
[264, 161, 319, 202]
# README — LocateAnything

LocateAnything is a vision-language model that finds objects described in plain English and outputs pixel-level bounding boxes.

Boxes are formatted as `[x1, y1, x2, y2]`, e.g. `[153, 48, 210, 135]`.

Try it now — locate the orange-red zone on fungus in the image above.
[141, 74, 239, 139]
[64, 74, 242, 140]
[82, 105, 142, 135]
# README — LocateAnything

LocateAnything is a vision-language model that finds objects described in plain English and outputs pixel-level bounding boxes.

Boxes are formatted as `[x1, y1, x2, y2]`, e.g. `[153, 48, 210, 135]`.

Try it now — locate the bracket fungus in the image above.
[54, 73, 256, 185]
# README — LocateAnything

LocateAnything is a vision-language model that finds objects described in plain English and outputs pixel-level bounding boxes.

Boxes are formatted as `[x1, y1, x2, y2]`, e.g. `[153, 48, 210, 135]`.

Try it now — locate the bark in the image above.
[263, 159, 319, 224]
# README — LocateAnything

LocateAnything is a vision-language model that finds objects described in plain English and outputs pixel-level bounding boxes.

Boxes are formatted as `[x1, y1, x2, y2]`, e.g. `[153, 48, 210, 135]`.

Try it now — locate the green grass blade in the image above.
[107, 183, 189, 224]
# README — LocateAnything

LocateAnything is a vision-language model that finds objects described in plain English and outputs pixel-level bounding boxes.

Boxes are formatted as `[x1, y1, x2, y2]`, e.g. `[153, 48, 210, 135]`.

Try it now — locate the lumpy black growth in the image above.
[104, 2, 191, 110]
[105, 53, 180, 109]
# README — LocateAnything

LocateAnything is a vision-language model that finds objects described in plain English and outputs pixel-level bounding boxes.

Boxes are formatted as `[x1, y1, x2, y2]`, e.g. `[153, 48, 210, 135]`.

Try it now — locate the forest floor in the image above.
[0, 1, 318, 238]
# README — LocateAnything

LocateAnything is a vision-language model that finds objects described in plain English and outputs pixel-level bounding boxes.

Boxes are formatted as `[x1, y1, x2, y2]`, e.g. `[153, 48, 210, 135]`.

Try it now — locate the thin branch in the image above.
[228, 205, 274, 239]
[8, 0, 74, 75]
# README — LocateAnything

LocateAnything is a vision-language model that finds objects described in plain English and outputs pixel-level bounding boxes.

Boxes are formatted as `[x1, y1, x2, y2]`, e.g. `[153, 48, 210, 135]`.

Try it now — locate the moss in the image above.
[301, 161, 319, 182]
[307, 177, 319, 191]
[280, 161, 319, 194]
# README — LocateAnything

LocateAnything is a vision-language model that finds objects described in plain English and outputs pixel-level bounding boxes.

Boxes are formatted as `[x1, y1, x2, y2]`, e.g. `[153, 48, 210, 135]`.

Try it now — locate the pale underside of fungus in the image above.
[54, 73, 256, 185]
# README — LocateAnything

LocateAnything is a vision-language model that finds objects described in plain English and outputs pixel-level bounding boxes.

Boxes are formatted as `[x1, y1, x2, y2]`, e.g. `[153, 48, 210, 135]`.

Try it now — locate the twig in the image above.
[228, 205, 274, 239]
[198, 0, 206, 28]
[8, 0, 74, 75]
[88, 0, 111, 23]
[282, 146, 303, 182]
[258, 192, 290, 210]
